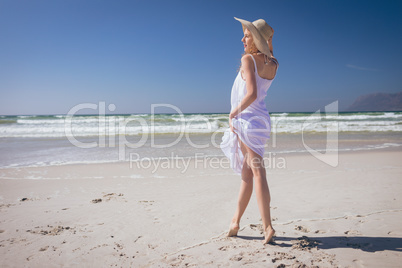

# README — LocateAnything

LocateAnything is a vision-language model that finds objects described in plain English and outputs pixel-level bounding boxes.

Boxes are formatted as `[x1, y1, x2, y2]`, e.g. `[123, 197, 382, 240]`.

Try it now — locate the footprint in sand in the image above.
[39, 246, 49, 251]
[0, 204, 15, 211]
[27, 225, 74, 236]
[229, 253, 244, 262]
[353, 259, 365, 266]
[250, 224, 259, 230]
[114, 242, 124, 251]
[218, 245, 230, 251]
[102, 193, 126, 202]
[139, 200, 155, 211]
[166, 253, 193, 266]
[344, 230, 361, 235]
[91, 193, 125, 204]
[295, 225, 310, 233]
[271, 251, 296, 263]
[148, 244, 158, 249]
[90, 243, 109, 251]
[291, 236, 319, 251]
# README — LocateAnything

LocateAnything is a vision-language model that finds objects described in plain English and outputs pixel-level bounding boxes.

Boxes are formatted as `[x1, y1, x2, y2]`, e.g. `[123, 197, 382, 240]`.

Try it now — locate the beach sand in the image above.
[0, 150, 401, 267]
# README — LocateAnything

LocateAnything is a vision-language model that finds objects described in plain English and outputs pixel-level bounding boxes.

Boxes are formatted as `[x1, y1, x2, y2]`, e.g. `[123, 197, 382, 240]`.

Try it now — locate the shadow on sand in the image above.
[236, 235, 402, 253]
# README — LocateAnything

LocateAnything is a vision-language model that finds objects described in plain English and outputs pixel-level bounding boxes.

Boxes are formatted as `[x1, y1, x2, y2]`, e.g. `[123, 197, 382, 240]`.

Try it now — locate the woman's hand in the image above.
[229, 113, 236, 133]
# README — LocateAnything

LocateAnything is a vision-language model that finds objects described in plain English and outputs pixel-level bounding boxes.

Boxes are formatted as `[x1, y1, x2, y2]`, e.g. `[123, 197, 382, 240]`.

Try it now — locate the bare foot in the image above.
[263, 226, 275, 244]
[227, 222, 240, 237]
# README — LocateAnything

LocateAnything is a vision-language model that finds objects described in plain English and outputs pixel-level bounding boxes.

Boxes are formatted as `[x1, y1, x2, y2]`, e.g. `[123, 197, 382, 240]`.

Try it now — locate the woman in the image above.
[220, 17, 278, 244]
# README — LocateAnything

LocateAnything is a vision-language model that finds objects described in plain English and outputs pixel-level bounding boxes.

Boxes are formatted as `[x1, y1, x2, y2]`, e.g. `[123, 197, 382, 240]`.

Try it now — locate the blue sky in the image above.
[1, 0, 401, 115]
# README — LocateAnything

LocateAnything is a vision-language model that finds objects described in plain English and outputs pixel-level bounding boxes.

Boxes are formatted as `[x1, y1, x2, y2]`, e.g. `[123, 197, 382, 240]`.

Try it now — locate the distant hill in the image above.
[347, 92, 402, 111]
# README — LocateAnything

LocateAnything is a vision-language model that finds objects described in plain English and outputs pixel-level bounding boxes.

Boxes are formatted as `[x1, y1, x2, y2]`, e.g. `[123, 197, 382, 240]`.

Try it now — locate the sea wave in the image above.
[0, 112, 401, 138]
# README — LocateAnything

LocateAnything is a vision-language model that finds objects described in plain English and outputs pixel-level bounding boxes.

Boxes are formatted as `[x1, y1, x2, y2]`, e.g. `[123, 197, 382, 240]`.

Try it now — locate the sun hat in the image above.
[234, 17, 274, 57]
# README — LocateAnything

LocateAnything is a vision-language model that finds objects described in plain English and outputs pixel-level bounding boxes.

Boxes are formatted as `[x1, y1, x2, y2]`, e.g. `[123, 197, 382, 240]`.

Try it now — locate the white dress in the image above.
[221, 54, 277, 174]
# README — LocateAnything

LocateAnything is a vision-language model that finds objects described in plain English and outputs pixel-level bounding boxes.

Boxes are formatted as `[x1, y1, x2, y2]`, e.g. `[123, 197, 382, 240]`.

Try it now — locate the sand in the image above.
[0, 149, 401, 267]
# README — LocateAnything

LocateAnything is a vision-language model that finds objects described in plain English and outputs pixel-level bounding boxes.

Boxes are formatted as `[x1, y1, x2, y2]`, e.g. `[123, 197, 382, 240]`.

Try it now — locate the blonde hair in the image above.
[238, 28, 278, 71]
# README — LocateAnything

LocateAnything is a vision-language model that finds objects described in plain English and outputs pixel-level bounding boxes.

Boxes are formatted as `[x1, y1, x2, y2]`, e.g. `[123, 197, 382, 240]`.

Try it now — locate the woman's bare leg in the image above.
[228, 141, 254, 237]
[242, 140, 275, 244]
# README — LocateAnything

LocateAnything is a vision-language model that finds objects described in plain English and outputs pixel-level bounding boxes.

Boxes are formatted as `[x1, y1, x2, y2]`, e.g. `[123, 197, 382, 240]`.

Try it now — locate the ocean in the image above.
[0, 112, 401, 169]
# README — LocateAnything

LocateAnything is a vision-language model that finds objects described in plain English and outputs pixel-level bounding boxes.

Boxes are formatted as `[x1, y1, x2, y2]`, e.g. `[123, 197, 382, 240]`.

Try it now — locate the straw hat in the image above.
[234, 17, 274, 57]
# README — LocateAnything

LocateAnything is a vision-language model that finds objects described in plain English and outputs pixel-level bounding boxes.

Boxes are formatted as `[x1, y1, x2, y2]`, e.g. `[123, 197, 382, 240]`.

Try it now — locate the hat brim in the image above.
[234, 17, 272, 57]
